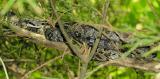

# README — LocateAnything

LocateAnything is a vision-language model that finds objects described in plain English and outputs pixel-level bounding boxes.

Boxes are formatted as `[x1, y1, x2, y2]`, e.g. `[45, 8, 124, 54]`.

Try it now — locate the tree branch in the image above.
[85, 58, 160, 78]
[4, 21, 69, 51]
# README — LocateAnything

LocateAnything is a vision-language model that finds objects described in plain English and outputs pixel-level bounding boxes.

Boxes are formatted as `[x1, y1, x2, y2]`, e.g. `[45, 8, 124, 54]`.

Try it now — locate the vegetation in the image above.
[0, 0, 160, 79]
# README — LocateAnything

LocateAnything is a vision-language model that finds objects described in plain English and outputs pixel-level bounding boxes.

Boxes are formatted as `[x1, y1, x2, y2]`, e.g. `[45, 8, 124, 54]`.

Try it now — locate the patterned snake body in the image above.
[8, 13, 158, 61]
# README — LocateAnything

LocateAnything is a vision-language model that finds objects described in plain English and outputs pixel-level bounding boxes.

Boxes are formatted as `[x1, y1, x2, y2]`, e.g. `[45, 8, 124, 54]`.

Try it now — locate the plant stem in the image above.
[49, 0, 83, 60]
[79, 62, 88, 79]
[0, 57, 9, 79]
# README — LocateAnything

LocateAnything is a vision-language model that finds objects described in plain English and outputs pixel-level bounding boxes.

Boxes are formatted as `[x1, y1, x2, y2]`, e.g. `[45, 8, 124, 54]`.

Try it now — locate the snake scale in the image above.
[8, 12, 158, 61]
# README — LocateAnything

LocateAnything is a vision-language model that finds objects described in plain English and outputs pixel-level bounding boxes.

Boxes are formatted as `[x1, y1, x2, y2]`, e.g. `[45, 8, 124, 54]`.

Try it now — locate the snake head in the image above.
[6, 11, 19, 23]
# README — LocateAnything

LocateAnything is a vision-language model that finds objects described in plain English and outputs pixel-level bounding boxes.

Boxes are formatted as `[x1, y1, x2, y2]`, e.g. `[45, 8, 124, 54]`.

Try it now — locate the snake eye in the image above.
[28, 21, 35, 26]
[26, 27, 38, 32]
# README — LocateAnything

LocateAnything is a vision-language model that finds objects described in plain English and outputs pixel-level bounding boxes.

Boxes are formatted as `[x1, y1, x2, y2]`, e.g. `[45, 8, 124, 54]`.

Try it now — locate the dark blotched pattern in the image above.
[10, 17, 158, 61]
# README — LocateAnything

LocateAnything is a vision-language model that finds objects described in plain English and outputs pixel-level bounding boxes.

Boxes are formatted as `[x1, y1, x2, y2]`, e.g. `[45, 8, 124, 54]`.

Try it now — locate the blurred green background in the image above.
[0, 0, 160, 79]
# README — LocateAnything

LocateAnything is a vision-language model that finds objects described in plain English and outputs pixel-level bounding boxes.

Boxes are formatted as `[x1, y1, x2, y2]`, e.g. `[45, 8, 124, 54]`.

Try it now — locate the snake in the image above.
[7, 12, 158, 61]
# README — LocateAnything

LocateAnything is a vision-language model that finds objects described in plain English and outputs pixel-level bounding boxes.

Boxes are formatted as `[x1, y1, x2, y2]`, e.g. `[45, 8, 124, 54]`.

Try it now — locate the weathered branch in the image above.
[85, 58, 160, 78]
[103, 58, 160, 73]
[5, 21, 69, 51]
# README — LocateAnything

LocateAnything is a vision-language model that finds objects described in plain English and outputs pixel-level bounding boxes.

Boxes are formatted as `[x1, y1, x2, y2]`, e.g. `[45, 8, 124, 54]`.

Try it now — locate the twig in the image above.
[7, 63, 26, 76]
[79, 1, 110, 79]
[85, 58, 160, 78]
[122, 36, 160, 58]
[21, 54, 66, 79]
[102, 0, 110, 24]
[49, 0, 83, 61]
[49, 1, 90, 78]
[79, 62, 88, 79]
[0, 57, 9, 79]
[3, 59, 34, 62]
[85, 64, 104, 79]
[143, 45, 160, 57]
[147, 0, 159, 17]
[89, 0, 110, 64]
[122, 40, 141, 57]
[47, 11, 65, 30]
